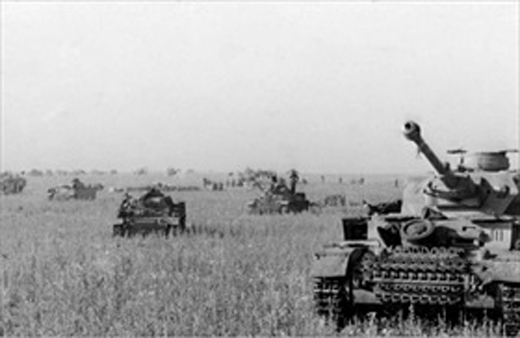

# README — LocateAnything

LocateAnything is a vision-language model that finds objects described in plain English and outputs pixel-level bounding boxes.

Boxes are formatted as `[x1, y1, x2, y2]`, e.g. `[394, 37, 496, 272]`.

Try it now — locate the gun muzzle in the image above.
[403, 121, 422, 144]
[403, 121, 454, 184]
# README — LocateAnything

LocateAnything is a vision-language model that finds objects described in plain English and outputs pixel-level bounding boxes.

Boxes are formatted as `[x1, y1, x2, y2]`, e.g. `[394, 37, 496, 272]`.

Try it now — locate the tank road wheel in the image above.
[313, 277, 351, 329]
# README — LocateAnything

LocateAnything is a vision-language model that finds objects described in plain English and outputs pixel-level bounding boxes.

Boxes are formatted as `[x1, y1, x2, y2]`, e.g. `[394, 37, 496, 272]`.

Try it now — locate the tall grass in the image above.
[0, 174, 505, 336]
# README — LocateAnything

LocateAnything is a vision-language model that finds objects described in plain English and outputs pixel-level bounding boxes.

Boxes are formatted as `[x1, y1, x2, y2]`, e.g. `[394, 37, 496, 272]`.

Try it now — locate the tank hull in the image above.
[247, 193, 310, 215]
[311, 216, 520, 335]
[0, 176, 26, 195]
[113, 215, 186, 237]
[113, 193, 186, 237]
[48, 185, 98, 201]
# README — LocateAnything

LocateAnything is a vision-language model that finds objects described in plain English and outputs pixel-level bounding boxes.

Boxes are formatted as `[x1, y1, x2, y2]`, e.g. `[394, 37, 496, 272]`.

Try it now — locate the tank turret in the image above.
[403, 121, 478, 198]
[402, 121, 520, 217]
[464, 151, 514, 172]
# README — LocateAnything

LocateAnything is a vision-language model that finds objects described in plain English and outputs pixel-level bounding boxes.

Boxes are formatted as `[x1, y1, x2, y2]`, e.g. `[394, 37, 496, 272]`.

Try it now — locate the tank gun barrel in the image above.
[403, 121, 458, 188]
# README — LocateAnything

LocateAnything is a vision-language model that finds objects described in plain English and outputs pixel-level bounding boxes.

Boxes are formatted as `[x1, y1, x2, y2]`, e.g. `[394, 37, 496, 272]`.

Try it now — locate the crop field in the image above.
[0, 173, 507, 336]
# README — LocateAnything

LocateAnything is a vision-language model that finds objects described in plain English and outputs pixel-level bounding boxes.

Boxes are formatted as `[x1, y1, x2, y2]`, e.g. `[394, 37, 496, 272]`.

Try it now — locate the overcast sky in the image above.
[2, 3, 518, 174]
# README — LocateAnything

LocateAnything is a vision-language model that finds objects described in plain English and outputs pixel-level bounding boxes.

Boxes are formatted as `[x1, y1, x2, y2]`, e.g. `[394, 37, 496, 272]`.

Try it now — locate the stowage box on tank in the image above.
[311, 121, 520, 336]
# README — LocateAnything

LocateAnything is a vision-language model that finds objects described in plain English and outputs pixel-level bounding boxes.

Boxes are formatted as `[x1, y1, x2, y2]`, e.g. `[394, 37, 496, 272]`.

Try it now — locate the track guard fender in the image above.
[474, 261, 520, 285]
[311, 246, 367, 278]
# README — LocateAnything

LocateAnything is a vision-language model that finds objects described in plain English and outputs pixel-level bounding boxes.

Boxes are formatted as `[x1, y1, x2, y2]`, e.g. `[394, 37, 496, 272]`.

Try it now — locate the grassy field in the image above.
[0, 173, 506, 336]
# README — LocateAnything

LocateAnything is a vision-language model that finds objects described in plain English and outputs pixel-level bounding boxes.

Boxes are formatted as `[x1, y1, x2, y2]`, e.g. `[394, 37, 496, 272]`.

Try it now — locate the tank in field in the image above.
[0, 174, 27, 195]
[113, 187, 186, 237]
[311, 121, 520, 335]
[47, 178, 98, 201]
[247, 170, 312, 214]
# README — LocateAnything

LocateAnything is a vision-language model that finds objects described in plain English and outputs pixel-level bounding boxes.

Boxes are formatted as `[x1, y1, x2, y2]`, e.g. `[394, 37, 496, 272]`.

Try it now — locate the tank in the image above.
[113, 187, 186, 237]
[0, 174, 27, 195]
[47, 178, 98, 201]
[400, 121, 520, 218]
[247, 191, 311, 214]
[311, 121, 520, 335]
[247, 170, 312, 214]
[363, 199, 402, 216]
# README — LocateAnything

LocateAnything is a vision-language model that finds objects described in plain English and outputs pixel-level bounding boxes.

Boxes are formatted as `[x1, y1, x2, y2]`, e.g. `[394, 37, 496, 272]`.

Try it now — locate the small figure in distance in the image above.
[289, 169, 299, 195]
[269, 175, 278, 194]
[119, 192, 136, 217]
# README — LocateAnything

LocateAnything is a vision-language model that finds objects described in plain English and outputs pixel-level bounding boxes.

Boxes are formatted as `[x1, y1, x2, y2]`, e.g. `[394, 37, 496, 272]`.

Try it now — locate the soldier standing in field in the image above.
[269, 175, 278, 194]
[289, 169, 299, 195]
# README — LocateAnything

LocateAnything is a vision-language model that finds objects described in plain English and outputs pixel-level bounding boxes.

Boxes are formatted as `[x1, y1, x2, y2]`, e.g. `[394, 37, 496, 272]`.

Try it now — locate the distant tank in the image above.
[247, 170, 313, 214]
[0, 175, 27, 195]
[311, 121, 520, 335]
[113, 187, 186, 237]
[363, 199, 402, 216]
[47, 178, 99, 201]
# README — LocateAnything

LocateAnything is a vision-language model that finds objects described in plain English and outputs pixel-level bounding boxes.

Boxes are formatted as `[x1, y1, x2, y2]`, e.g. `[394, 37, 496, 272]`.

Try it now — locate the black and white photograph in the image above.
[1, 1, 519, 336]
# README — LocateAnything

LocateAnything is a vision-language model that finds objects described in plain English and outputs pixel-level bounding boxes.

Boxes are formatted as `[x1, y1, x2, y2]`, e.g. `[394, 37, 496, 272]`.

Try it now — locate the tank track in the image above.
[313, 277, 349, 319]
[369, 246, 469, 306]
[313, 247, 519, 335]
[502, 284, 520, 336]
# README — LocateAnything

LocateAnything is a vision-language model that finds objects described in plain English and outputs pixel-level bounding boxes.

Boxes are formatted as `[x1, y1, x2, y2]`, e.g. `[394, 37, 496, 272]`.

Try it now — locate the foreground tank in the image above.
[311, 121, 520, 335]
[113, 188, 186, 237]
